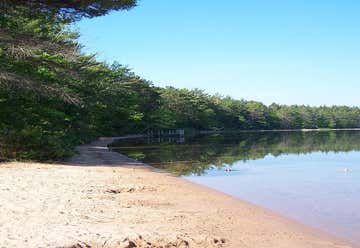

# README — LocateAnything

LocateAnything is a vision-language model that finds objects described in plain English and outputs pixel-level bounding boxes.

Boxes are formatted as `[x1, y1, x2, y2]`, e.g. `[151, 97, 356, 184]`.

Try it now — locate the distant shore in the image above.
[199, 128, 360, 134]
[0, 137, 357, 247]
[119, 128, 360, 139]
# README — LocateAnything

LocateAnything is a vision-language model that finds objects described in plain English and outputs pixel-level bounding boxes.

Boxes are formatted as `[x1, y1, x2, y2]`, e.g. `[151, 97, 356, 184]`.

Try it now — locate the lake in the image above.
[111, 130, 360, 244]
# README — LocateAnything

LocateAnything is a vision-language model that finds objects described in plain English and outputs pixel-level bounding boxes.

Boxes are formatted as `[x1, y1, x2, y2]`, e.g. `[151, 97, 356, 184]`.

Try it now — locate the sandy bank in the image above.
[0, 138, 357, 248]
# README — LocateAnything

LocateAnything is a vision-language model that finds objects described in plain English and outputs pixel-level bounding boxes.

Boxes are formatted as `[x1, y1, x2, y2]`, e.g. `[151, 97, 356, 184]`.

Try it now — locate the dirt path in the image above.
[0, 138, 357, 248]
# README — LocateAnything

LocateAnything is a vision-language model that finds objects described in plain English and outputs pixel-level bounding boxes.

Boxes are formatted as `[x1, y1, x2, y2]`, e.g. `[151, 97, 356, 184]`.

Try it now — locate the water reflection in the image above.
[110, 131, 360, 176]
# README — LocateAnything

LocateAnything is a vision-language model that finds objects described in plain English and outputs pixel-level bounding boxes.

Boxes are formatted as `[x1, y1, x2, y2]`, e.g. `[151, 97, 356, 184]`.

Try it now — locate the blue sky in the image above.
[76, 0, 360, 106]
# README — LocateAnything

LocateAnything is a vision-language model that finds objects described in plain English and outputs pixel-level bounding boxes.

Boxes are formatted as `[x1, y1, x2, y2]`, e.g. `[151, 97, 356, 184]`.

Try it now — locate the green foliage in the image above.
[157, 88, 360, 131]
[1, 1, 360, 161]
[1, 0, 137, 21]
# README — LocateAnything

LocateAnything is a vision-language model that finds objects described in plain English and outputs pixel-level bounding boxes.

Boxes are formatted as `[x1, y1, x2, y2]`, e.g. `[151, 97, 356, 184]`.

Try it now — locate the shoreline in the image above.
[0, 137, 358, 247]
[199, 128, 360, 134]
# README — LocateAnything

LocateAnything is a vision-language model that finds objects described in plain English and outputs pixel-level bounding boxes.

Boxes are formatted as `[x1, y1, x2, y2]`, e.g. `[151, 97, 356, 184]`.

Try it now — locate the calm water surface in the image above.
[111, 131, 360, 244]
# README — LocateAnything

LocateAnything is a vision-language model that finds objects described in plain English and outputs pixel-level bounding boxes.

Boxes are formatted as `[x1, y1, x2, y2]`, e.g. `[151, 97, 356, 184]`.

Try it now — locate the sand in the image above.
[0, 137, 357, 248]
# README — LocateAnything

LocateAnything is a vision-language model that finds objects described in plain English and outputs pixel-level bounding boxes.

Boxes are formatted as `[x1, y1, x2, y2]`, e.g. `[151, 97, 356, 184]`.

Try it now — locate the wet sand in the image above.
[0, 137, 357, 247]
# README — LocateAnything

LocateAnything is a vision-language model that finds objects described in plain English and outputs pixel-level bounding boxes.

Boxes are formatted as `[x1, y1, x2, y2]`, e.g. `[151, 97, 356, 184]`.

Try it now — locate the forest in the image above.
[1, 0, 360, 160]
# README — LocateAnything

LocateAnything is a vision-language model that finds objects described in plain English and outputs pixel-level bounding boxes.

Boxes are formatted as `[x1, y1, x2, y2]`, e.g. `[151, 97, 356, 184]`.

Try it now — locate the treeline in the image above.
[159, 88, 360, 130]
[1, 1, 360, 161]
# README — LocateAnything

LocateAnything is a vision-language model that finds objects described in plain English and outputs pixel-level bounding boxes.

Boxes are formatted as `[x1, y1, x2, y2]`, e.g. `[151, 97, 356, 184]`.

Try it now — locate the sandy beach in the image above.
[0, 138, 357, 248]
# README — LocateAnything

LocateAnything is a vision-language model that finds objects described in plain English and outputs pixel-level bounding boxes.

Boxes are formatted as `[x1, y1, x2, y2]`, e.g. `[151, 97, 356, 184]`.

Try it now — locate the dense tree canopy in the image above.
[1, 0, 136, 20]
[156, 87, 360, 131]
[1, 1, 360, 161]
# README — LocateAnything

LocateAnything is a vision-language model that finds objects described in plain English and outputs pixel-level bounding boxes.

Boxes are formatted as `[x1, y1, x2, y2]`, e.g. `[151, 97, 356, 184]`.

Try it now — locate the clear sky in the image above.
[76, 0, 360, 106]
